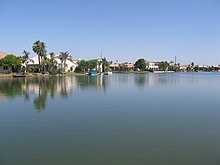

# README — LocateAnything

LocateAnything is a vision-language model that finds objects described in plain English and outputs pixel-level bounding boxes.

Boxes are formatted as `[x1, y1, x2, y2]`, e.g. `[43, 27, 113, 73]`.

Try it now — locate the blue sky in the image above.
[0, 0, 220, 65]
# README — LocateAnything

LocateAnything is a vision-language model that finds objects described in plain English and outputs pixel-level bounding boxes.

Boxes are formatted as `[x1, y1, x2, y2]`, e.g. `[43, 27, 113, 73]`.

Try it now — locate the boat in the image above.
[88, 71, 97, 76]
[12, 73, 26, 78]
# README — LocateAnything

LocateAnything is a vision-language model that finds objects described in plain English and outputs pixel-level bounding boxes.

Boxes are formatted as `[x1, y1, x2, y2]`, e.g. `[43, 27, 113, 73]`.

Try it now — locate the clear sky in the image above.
[0, 0, 220, 65]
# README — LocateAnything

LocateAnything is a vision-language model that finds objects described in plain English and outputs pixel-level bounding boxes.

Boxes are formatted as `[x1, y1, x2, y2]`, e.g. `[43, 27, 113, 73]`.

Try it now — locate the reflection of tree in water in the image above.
[32, 77, 74, 111]
[0, 77, 75, 111]
[58, 77, 69, 98]
[33, 78, 49, 111]
[134, 74, 147, 87]
[75, 75, 107, 92]
[0, 76, 108, 111]
[0, 78, 26, 98]
[34, 95, 46, 111]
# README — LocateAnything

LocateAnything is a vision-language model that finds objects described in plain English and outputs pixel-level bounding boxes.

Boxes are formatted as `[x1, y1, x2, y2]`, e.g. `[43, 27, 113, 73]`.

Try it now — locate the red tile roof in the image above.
[0, 52, 8, 59]
[110, 63, 119, 67]
[127, 63, 134, 68]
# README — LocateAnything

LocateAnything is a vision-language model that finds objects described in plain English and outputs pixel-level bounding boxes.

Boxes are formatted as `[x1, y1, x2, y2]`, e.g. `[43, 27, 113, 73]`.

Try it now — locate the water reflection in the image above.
[0, 73, 220, 165]
[76, 75, 107, 91]
[0, 73, 219, 110]
[112, 72, 219, 88]
[0, 76, 108, 111]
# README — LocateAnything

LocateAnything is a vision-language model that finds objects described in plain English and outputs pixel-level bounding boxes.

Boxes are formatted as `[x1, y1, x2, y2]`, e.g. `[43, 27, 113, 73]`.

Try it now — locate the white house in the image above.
[146, 61, 160, 70]
[28, 54, 78, 72]
[179, 65, 188, 71]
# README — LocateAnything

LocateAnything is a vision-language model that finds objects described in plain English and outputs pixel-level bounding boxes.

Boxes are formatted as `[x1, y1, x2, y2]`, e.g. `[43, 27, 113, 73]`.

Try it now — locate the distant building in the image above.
[0, 52, 8, 59]
[109, 63, 120, 71]
[109, 63, 134, 71]
[146, 61, 160, 70]
[179, 65, 188, 72]
[126, 63, 134, 71]
[96, 59, 103, 72]
[198, 65, 209, 71]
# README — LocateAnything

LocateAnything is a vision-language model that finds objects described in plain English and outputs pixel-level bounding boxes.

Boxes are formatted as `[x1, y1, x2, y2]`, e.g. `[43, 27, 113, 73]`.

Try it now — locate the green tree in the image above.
[186, 62, 195, 72]
[32, 40, 47, 72]
[74, 60, 97, 72]
[75, 60, 87, 72]
[134, 58, 146, 71]
[88, 60, 97, 70]
[159, 61, 170, 71]
[0, 54, 22, 72]
[46, 52, 58, 74]
[59, 51, 72, 72]
[102, 57, 110, 72]
[20, 50, 34, 72]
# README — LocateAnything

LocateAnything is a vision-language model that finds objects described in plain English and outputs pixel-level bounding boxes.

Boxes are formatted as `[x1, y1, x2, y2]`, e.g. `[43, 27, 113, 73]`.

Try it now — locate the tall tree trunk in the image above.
[64, 60, 66, 72]
[38, 55, 41, 72]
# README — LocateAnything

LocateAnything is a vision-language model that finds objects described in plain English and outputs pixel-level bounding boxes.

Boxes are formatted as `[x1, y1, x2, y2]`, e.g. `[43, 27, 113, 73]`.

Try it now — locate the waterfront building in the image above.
[28, 54, 78, 72]
[146, 61, 160, 71]
[179, 65, 188, 72]
[109, 63, 120, 71]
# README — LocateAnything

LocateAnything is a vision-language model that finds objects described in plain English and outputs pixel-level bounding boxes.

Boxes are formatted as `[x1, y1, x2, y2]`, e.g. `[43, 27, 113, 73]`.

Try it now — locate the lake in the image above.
[0, 72, 220, 165]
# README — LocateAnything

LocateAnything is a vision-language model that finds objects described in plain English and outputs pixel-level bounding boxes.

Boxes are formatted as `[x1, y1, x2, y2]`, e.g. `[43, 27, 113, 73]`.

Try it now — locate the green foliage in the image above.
[0, 79, 23, 97]
[159, 61, 170, 71]
[75, 60, 87, 72]
[134, 58, 146, 71]
[87, 60, 97, 70]
[186, 62, 195, 72]
[58, 51, 72, 72]
[44, 52, 58, 75]
[102, 58, 110, 71]
[0, 54, 22, 72]
[32, 40, 47, 72]
[20, 50, 33, 72]
[75, 60, 97, 72]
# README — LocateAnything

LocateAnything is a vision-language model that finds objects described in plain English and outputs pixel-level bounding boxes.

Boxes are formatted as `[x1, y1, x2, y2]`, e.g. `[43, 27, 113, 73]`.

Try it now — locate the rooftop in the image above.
[0, 52, 8, 59]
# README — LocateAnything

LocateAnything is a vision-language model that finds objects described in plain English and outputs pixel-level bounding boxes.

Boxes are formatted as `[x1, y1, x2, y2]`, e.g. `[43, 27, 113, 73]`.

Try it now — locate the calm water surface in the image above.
[0, 73, 220, 165]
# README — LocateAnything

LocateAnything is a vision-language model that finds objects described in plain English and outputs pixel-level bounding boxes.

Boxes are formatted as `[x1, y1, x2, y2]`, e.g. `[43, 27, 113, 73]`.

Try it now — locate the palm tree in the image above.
[58, 51, 72, 72]
[47, 52, 58, 74]
[32, 40, 47, 72]
[49, 52, 57, 66]
[102, 57, 110, 72]
[21, 50, 34, 72]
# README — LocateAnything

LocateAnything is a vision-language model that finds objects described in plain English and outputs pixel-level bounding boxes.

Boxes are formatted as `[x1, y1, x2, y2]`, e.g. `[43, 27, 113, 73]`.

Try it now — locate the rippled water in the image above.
[0, 72, 220, 165]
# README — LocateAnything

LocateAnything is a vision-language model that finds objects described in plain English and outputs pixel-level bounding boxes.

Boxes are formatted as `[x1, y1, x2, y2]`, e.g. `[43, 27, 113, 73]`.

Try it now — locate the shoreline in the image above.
[1, 71, 219, 79]
[0, 72, 87, 79]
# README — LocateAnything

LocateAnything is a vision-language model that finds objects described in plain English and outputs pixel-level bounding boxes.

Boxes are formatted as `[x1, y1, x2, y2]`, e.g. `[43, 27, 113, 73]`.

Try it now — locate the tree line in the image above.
[74, 58, 110, 73]
[1, 41, 219, 74]
[0, 40, 72, 74]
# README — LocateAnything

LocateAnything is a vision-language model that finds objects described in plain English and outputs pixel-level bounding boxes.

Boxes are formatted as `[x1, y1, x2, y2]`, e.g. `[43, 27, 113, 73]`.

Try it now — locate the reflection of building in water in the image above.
[24, 77, 77, 98]
[97, 75, 103, 87]
[148, 74, 158, 86]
